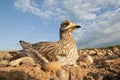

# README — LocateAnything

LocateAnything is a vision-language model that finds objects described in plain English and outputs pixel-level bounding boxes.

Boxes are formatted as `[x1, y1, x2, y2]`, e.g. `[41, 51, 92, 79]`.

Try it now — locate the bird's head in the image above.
[60, 20, 81, 33]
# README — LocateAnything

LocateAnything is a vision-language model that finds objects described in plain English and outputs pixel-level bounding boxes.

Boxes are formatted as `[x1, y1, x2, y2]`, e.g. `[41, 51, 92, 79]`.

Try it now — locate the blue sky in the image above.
[0, 0, 120, 50]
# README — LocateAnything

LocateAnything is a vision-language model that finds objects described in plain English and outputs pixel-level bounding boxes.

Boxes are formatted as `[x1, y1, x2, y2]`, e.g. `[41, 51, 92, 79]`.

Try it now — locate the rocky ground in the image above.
[0, 46, 120, 80]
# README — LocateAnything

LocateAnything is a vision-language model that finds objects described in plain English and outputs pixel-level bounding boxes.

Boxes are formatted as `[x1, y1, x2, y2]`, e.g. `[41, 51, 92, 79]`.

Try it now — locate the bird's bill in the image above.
[64, 22, 81, 30]
[70, 22, 81, 29]
[75, 25, 81, 28]
[72, 25, 81, 29]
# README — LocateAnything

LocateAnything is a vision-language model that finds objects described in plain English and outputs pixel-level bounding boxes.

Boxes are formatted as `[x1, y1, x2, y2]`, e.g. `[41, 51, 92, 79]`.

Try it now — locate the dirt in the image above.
[0, 47, 120, 80]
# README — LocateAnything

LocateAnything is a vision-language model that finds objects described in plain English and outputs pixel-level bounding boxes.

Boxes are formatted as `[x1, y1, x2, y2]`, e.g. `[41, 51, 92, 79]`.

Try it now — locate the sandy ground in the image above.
[0, 47, 120, 80]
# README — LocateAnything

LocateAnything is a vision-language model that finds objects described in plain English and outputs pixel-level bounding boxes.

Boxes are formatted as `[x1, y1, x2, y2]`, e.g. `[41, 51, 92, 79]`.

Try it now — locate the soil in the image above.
[0, 47, 120, 80]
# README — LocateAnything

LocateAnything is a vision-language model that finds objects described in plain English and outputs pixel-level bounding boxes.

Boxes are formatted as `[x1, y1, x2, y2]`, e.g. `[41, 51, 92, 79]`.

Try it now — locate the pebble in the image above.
[9, 57, 35, 67]
[42, 61, 62, 72]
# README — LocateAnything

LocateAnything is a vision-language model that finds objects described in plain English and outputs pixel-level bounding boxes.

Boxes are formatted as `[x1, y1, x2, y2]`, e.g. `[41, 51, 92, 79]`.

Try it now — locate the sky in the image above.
[0, 0, 120, 50]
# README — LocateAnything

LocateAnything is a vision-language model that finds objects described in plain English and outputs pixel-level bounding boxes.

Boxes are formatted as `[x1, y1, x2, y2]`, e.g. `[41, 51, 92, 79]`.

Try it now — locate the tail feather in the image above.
[19, 40, 49, 63]
[19, 40, 32, 50]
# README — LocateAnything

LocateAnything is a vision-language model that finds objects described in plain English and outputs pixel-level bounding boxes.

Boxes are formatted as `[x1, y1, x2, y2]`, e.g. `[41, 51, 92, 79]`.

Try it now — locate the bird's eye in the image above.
[63, 22, 69, 27]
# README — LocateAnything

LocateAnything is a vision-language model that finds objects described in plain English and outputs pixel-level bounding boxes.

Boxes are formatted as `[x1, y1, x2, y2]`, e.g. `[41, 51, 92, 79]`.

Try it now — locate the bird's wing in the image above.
[33, 42, 65, 55]
[33, 42, 57, 52]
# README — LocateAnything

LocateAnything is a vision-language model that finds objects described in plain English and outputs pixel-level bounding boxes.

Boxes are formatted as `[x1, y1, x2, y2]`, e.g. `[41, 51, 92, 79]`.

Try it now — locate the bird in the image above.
[19, 20, 81, 65]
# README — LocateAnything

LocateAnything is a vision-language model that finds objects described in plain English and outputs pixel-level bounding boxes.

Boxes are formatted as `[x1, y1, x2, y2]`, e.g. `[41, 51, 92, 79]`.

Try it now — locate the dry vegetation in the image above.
[0, 45, 120, 80]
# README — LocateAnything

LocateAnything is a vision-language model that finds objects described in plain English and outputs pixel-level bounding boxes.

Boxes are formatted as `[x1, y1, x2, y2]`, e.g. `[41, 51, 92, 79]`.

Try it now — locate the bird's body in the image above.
[20, 20, 81, 65]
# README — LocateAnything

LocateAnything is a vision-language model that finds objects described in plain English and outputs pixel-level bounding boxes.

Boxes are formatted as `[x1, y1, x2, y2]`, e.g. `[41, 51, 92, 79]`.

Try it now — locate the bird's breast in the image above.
[56, 40, 78, 65]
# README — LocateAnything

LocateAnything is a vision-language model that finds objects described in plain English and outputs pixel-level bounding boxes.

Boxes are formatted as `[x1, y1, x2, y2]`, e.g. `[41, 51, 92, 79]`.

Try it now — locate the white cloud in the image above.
[63, 0, 99, 20]
[14, 0, 68, 20]
[14, 0, 120, 48]
[44, 0, 58, 7]
[76, 8, 120, 48]
[15, 0, 53, 19]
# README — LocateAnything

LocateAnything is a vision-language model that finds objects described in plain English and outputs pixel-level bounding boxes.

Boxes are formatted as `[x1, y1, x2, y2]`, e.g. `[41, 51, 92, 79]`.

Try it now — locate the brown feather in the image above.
[20, 20, 81, 65]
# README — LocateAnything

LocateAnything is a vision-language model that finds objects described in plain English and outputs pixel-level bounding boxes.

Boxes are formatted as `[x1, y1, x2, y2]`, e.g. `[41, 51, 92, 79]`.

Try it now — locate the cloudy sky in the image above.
[0, 0, 120, 50]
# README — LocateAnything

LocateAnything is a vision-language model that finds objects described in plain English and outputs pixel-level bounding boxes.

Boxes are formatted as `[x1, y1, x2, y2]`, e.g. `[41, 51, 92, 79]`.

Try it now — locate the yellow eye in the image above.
[63, 22, 69, 27]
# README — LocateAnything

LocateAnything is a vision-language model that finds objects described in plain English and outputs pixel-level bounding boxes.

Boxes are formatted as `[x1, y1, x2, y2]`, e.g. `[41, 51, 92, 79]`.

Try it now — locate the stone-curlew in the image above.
[20, 20, 81, 65]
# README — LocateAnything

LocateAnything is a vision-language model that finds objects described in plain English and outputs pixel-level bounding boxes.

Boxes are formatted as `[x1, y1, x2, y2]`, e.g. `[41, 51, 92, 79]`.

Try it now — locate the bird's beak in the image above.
[72, 25, 81, 29]
[75, 25, 81, 28]
[65, 22, 81, 30]
[71, 22, 81, 29]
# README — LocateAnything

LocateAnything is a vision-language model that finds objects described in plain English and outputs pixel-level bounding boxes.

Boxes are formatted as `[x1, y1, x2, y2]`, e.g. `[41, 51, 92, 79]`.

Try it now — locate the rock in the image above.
[10, 57, 35, 67]
[113, 46, 119, 53]
[84, 55, 93, 66]
[78, 54, 93, 66]
[42, 61, 62, 72]
[56, 69, 68, 80]
[76, 74, 83, 80]
[0, 60, 9, 67]
[88, 50, 97, 55]
[78, 61, 87, 67]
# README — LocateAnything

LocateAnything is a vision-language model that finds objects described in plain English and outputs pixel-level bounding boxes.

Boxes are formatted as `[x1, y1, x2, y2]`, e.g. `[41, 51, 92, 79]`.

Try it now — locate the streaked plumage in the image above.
[20, 20, 81, 65]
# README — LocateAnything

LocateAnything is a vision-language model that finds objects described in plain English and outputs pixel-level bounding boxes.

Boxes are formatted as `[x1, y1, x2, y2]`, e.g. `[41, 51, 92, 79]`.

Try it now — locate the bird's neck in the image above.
[59, 31, 75, 43]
